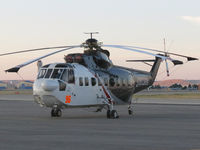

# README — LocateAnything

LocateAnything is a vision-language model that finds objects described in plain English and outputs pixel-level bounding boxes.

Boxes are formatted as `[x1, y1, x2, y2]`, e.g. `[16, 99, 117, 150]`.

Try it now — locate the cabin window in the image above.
[104, 78, 108, 86]
[109, 78, 115, 87]
[85, 77, 89, 86]
[91, 77, 96, 86]
[79, 77, 83, 86]
[51, 69, 63, 79]
[37, 69, 47, 79]
[122, 78, 126, 86]
[45, 69, 53, 78]
[127, 78, 131, 86]
[68, 69, 75, 84]
[98, 78, 102, 86]
[116, 78, 121, 87]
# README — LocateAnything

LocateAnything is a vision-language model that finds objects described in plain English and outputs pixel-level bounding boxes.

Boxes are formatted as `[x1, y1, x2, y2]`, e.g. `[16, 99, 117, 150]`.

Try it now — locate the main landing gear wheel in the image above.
[107, 110, 119, 119]
[128, 109, 133, 115]
[51, 108, 62, 117]
[111, 110, 119, 119]
[128, 102, 134, 115]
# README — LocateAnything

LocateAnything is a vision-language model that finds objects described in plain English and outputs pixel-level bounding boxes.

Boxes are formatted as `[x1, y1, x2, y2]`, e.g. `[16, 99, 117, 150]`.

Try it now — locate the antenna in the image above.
[164, 38, 166, 53]
[84, 32, 99, 39]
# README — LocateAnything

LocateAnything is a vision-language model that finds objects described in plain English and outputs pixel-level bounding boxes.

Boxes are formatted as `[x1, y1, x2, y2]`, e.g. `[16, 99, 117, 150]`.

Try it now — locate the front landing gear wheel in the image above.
[110, 110, 119, 119]
[57, 109, 62, 117]
[51, 108, 62, 117]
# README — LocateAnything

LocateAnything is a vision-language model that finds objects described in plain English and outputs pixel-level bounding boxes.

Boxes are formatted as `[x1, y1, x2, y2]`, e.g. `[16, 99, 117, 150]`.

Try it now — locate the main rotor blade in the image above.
[0, 45, 72, 56]
[106, 44, 198, 61]
[126, 59, 155, 62]
[103, 45, 184, 66]
[6, 45, 80, 73]
[103, 45, 167, 60]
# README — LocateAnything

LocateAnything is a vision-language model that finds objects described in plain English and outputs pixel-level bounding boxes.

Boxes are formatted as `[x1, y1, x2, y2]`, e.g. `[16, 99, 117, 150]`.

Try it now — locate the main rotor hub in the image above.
[82, 32, 102, 49]
[85, 38, 98, 48]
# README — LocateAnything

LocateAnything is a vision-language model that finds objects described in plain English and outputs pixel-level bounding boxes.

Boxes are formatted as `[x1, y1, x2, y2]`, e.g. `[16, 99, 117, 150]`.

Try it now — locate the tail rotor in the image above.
[164, 38, 170, 76]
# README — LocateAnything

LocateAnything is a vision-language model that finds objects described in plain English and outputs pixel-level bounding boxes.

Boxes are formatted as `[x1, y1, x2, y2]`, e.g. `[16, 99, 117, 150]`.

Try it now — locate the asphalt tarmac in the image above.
[0, 99, 200, 150]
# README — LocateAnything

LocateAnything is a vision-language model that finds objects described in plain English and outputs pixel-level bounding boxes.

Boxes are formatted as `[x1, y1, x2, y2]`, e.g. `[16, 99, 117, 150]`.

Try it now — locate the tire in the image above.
[51, 108, 62, 117]
[51, 109, 56, 117]
[128, 109, 133, 115]
[111, 110, 119, 119]
[107, 110, 111, 118]
[57, 109, 62, 117]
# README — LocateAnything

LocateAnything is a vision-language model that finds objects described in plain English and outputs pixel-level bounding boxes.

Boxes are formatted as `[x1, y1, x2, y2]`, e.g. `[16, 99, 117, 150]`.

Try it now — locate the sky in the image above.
[0, 0, 200, 81]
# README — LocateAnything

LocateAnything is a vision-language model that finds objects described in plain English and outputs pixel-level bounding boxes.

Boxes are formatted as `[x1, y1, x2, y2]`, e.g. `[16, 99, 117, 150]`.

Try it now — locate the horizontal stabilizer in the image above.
[172, 60, 183, 65]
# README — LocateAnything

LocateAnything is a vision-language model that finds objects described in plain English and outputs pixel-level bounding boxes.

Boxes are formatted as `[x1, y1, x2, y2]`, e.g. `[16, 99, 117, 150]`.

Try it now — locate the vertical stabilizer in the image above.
[150, 56, 163, 82]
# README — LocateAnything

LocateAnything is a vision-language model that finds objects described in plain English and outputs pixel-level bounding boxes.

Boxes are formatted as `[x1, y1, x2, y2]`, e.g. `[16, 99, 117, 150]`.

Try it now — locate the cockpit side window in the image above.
[37, 69, 47, 79]
[68, 69, 75, 84]
[60, 68, 75, 84]
[51, 69, 63, 79]
[61, 69, 68, 82]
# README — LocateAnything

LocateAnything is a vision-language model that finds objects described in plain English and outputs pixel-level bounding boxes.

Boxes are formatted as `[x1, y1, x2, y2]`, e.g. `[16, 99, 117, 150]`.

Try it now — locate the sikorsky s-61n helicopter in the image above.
[1, 32, 198, 118]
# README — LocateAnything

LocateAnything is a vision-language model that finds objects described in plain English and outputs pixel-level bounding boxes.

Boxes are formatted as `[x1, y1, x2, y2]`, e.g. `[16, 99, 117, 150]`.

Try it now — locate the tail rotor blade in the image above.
[165, 59, 170, 76]
[164, 38, 169, 76]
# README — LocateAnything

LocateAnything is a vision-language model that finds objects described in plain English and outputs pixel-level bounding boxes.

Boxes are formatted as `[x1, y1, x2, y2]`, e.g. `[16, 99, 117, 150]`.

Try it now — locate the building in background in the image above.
[198, 84, 200, 91]
[17, 80, 33, 89]
[0, 81, 7, 90]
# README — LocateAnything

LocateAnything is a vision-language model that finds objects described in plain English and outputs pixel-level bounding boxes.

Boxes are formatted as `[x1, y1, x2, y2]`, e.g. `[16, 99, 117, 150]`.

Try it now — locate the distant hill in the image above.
[154, 79, 200, 87]
[187, 80, 200, 85]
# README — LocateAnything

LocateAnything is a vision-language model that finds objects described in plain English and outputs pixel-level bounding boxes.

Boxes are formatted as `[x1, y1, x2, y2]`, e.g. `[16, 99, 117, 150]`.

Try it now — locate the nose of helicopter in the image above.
[41, 80, 58, 91]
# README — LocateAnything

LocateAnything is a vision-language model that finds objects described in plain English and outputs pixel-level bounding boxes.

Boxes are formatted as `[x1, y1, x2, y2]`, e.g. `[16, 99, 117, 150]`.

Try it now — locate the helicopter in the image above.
[0, 32, 198, 119]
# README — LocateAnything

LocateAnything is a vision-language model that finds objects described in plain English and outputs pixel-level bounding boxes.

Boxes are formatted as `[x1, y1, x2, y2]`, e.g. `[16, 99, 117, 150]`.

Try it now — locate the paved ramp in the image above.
[0, 100, 200, 150]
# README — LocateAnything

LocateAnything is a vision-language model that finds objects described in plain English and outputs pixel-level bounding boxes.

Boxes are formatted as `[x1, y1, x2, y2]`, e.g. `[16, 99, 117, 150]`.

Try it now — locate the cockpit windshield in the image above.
[37, 68, 75, 84]
[45, 69, 53, 78]
[37, 69, 47, 79]
[51, 69, 64, 79]
[37, 68, 63, 79]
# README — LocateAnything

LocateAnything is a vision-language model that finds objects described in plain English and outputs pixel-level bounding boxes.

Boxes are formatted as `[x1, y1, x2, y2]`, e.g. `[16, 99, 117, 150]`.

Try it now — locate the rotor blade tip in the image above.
[187, 57, 199, 61]
[5, 67, 20, 73]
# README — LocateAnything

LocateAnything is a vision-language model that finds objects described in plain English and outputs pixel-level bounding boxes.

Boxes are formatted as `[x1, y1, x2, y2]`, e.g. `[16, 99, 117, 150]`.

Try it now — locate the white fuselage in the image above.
[33, 63, 111, 108]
